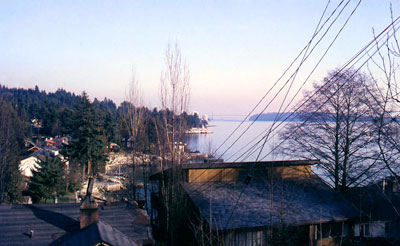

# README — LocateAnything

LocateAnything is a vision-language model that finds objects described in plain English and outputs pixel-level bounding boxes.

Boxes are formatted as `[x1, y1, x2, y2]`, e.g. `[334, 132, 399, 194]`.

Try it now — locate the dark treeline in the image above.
[0, 84, 202, 150]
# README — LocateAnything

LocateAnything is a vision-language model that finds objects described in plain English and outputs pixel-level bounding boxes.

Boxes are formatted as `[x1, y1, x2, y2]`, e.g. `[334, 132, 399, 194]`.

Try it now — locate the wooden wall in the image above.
[187, 165, 311, 183]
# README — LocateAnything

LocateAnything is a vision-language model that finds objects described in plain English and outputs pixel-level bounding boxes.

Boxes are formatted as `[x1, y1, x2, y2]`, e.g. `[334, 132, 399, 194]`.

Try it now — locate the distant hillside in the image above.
[249, 112, 300, 122]
[249, 112, 387, 122]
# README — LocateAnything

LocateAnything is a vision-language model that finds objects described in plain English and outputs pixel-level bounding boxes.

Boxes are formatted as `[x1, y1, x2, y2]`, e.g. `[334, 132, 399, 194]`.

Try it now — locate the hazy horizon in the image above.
[1, 1, 398, 116]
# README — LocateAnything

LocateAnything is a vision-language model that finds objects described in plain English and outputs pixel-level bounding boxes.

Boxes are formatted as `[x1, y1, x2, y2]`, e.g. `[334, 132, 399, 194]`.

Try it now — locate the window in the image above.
[314, 223, 345, 239]
[360, 223, 370, 237]
[385, 221, 392, 234]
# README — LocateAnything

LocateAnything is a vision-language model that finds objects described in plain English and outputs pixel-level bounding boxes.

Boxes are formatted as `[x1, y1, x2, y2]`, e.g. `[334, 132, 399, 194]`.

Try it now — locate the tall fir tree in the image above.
[103, 111, 118, 146]
[28, 157, 66, 203]
[0, 98, 24, 203]
[68, 92, 106, 180]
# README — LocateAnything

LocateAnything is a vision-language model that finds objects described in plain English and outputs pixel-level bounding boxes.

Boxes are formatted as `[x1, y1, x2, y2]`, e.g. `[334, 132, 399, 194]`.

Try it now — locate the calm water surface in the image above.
[186, 120, 290, 162]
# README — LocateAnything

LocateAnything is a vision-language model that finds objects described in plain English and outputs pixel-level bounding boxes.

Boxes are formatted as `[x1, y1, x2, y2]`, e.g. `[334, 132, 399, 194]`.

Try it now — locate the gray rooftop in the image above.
[62, 221, 139, 246]
[183, 176, 358, 230]
[0, 202, 153, 246]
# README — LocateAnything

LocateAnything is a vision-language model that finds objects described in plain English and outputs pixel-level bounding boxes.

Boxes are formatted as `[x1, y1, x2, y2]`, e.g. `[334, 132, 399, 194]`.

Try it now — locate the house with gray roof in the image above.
[0, 178, 154, 246]
[150, 160, 360, 246]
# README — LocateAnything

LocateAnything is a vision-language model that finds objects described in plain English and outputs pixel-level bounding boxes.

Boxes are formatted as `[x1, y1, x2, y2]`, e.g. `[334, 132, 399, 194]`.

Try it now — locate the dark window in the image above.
[360, 223, 370, 237]
[365, 224, 370, 236]
[315, 223, 344, 239]
[385, 221, 392, 234]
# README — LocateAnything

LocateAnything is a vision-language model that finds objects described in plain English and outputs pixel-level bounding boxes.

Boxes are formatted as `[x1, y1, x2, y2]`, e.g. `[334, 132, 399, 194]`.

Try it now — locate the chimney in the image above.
[80, 177, 98, 229]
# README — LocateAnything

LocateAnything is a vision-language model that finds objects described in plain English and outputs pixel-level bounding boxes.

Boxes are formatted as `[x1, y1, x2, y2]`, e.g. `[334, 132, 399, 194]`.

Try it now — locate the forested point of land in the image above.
[0, 84, 202, 147]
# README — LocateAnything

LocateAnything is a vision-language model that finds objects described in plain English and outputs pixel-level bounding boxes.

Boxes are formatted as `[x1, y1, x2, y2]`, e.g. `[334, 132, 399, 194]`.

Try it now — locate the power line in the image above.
[215, 0, 351, 162]
[233, 13, 400, 165]
[188, 0, 358, 185]
[209, 0, 348, 160]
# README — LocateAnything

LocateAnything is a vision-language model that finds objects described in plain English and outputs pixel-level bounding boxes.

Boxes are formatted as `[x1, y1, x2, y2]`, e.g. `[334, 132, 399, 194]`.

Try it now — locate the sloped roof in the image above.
[183, 176, 358, 230]
[62, 221, 139, 246]
[0, 202, 153, 246]
[19, 156, 42, 177]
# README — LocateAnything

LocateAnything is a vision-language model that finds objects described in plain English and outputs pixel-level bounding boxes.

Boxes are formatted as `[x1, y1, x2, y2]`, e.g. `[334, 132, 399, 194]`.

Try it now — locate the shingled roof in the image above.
[62, 220, 139, 246]
[0, 202, 153, 246]
[183, 176, 359, 230]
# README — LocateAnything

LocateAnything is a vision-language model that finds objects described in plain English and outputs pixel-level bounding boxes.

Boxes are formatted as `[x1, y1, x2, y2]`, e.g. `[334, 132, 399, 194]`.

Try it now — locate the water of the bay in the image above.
[186, 120, 291, 162]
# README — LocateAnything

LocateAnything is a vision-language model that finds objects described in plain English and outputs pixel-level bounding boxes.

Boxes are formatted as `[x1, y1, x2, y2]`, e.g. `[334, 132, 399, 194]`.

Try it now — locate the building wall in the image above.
[188, 168, 241, 182]
[271, 165, 311, 178]
[187, 165, 311, 183]
[223, 230, 265, 246]
[222, 226, 309, 246]
[354, 221, 385, 237]
[309, 222, 350, 246]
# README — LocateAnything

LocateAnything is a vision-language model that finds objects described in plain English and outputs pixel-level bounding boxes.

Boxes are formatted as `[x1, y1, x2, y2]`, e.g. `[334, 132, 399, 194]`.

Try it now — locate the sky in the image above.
[1, 0, 399, 117]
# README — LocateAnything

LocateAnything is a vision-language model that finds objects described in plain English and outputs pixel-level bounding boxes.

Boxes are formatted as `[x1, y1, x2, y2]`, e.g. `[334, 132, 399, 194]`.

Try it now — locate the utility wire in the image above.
[188, 0, 349, 185]
[234, 13, 400, 164]
[210, 0, 347, 159]
[193, 1, 360, 186]
[215, 0, 351, 162]
[209, 8, 400, 230]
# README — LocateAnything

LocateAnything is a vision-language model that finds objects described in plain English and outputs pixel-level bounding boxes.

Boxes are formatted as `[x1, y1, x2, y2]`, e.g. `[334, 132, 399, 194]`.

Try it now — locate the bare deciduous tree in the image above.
[157, 43, 191, 244]
[125, 72, 144, 200]
[367, 18, 400, 182]
[280, 69, 382, 191]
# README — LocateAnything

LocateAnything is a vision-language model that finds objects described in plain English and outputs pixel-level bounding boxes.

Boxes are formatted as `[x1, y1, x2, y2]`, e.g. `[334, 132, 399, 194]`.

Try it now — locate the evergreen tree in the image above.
[28, 157, 66, 203]
[103, 111, 118, 145]
[68, 92, 106, 180]
[59, 107, 75, 135]
[0, 98, 24, 203]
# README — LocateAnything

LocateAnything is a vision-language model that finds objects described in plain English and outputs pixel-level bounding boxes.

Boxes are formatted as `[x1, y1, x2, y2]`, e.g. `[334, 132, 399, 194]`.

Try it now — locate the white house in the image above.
[19, 156, 42, 177]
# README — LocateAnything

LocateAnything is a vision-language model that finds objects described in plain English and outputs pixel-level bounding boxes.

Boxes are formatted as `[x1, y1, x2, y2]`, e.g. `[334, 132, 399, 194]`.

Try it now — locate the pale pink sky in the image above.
[1, 1, 398, 116]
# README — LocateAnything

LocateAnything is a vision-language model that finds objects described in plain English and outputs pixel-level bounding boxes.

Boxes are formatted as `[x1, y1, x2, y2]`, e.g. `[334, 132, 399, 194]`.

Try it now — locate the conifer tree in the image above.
[103, 111, 118, 146]
[28, 157, 66, 203]
[0, 98, 23, 203]
[68, 92, 106, 180]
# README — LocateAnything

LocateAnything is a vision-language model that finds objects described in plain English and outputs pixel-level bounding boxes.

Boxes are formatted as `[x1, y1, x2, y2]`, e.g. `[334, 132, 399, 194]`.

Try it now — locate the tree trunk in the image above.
[87, 160, 92, 177]
[82, 164, 86, 182]
[132, 150, 136, 200]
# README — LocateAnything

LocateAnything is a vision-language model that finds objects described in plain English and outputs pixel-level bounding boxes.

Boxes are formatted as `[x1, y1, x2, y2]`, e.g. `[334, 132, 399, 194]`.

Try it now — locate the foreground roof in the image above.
[183, 176, 358, 230]
[62, 221, 139, 246]
[0, 202, 152, 246]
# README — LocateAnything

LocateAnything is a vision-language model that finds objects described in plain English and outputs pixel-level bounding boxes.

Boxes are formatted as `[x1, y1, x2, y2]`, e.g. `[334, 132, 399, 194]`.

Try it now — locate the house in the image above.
[19, 155, 46, 177]
[123, 136, 136, 149]
[44, 138, 57, 149]
[0, 178, 154, 246]
[19, 148, 69, 178]
[347, 176, 400, 244]
[150, 160, 360, 246]
[46, 136, 70, 149]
